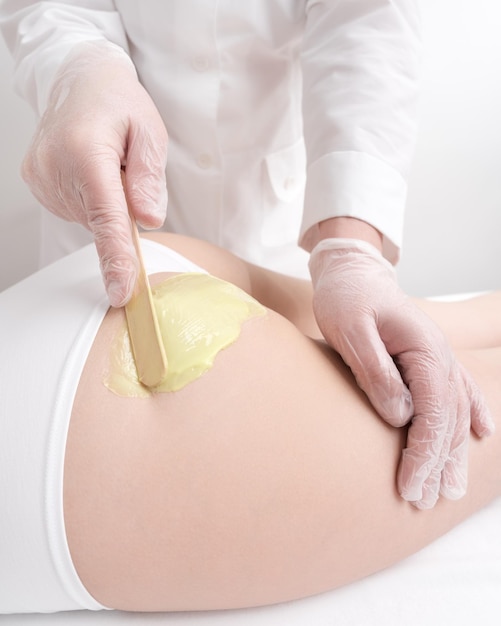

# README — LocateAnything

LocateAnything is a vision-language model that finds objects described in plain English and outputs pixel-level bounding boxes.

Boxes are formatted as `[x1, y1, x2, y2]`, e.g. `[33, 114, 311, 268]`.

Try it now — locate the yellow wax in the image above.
[104, 273, 266, 397]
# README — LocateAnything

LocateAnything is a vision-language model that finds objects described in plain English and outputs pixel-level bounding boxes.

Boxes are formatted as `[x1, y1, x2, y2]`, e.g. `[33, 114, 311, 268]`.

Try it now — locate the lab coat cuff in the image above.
[300, 151, 406, 264]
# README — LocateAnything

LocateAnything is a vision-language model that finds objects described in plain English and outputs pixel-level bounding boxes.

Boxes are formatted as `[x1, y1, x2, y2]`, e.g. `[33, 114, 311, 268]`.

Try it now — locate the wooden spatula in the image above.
[121, 170, 168, 387]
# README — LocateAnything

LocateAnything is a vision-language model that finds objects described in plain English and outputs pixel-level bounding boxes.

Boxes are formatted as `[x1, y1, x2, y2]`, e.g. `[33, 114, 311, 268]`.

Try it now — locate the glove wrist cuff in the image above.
[310, 237, 384, 261]
[309, 237, 396, 285]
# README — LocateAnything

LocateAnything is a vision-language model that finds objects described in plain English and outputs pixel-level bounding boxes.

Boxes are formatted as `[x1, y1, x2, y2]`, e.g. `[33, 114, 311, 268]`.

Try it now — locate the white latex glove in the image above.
[22, 41, 169, 306]
[309, 238, 495, 509]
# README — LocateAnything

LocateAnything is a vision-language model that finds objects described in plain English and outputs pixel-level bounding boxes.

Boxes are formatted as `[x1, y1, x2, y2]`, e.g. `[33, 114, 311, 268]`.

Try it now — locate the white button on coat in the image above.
[191, 56, 210, 72]
[197, 153, 213, 169]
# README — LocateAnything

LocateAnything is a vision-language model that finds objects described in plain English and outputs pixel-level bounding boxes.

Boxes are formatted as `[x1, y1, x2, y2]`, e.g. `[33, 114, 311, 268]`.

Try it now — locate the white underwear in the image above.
[0, 239, 205, 614]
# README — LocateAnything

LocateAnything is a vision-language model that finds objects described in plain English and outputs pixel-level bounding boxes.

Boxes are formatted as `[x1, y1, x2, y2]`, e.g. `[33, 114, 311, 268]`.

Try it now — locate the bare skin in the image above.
[63, 232, 501, 612]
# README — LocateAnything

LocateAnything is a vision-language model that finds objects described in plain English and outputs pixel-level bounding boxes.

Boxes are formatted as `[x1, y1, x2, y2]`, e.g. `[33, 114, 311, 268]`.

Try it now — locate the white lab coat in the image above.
[0, 0, 421, 276]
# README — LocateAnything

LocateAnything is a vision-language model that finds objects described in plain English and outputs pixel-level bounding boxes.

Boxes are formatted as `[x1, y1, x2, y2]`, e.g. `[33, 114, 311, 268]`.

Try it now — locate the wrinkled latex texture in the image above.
[309, 238, 495, 510]
[22, 41, 169, 306]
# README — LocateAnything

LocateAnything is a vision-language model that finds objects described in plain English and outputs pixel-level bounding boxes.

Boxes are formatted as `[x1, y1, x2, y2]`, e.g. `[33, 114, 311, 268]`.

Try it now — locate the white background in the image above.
[1, 0, 500, 296]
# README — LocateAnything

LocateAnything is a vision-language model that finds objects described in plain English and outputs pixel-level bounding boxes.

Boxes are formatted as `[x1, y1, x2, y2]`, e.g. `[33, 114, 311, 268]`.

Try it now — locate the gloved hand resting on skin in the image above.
[22, 41, 168, 307]
[309, 237, 495, 510]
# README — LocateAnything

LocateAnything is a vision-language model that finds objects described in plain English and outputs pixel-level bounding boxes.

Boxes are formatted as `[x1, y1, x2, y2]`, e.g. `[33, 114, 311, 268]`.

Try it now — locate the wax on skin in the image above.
[104, 273, 266, 397]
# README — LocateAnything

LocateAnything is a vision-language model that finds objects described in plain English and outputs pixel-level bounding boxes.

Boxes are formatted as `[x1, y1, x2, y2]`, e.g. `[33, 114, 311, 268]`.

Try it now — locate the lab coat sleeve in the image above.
[300, 0, 422, 262]
[0, 0, 132, 116]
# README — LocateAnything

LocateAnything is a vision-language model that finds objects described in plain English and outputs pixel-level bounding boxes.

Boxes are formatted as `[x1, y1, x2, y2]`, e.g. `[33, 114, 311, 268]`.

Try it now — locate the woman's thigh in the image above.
[63, 286, 501, 612]
[413, 293, 501, 350]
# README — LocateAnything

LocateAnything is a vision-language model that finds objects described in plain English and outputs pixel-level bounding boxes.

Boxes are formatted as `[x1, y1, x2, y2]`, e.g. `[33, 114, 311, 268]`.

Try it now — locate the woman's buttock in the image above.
[63, 271, 401, 612]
